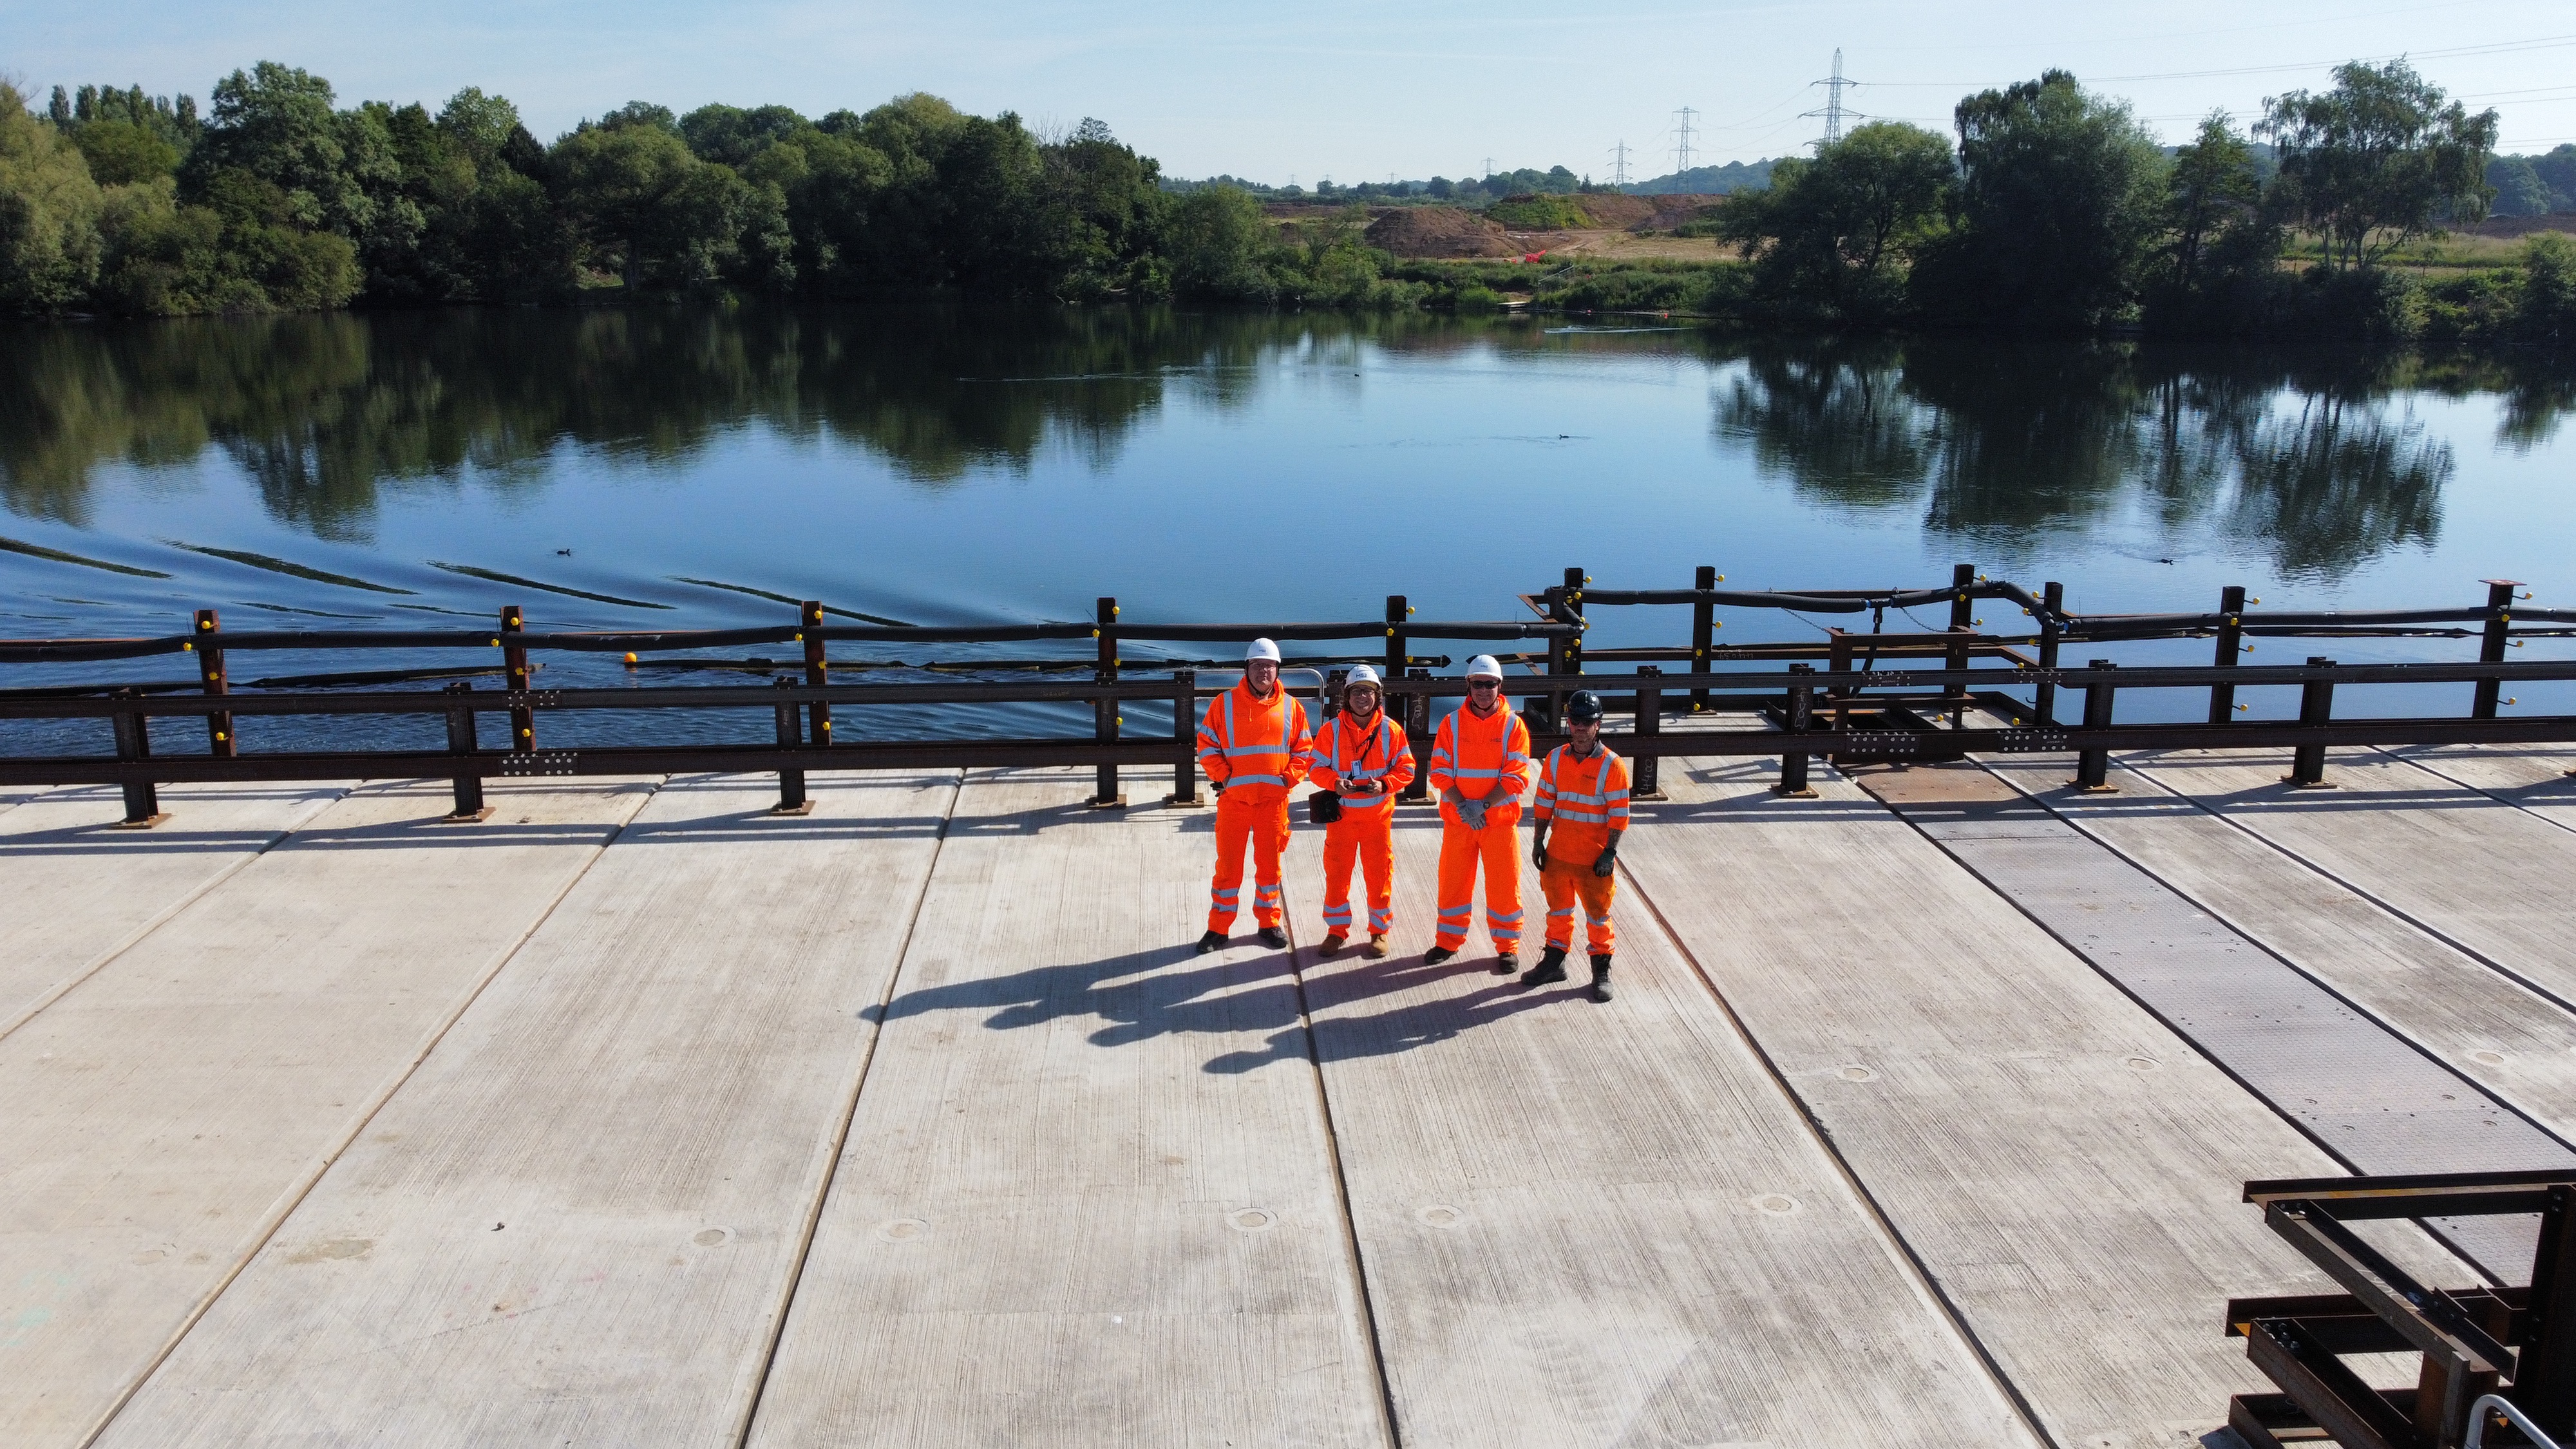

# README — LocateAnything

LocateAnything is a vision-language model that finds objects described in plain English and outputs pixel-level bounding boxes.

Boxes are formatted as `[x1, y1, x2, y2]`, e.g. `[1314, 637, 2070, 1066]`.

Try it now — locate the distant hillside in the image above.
[1623, 160, 1776, 196]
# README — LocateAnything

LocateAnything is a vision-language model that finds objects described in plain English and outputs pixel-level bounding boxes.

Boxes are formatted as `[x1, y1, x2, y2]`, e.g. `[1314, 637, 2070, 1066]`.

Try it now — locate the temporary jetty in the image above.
[5, 568, 2576, 1449]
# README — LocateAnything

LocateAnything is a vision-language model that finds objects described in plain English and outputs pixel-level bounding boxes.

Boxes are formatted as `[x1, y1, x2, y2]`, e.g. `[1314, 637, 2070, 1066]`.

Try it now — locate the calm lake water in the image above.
[5, 305, 2575, 747]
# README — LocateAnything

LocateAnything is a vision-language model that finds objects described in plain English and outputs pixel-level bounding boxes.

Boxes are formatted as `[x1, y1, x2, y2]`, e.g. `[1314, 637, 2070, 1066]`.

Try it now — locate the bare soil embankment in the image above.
[1356, 196, 1742, 261]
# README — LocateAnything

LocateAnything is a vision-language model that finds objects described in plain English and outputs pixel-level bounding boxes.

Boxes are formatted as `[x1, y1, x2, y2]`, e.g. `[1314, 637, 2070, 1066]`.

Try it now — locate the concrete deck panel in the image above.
[1621, 752, 2467, 1449]
[92, 772, 952, 1449]
[2123, 748, 2576, 1014]
[1275, 803, 2043, 1448]
[745, 771, 1388, 1449]
[0, 777, 652, 1449]
[0, 781, 348, 1039]
[2383, 743, 2576, 837]
[1853, 761, 2570, 1280]
[1976, 752, 2576, 1171]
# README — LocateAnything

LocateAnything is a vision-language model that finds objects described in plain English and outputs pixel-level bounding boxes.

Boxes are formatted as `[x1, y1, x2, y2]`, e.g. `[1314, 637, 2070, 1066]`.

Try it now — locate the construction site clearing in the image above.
[9, 718, 2576, 1446]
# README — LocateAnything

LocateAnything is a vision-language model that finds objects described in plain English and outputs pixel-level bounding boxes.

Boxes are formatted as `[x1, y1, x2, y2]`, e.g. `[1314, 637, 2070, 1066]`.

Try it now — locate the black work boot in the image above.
[1195, 931, 1227, 955]
[1256, 925, 1289, 950]
[1589, 954, 1613, 1002]
[1422, 945, 1457, 966]
[1520, 946, 1569, 987]
[1493, 952, 1517, 976]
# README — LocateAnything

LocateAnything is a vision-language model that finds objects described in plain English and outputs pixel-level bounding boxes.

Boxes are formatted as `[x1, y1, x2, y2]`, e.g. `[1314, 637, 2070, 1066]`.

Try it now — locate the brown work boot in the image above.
[1365, 934, 1389, 959]
[1319, 933, 1347, 956]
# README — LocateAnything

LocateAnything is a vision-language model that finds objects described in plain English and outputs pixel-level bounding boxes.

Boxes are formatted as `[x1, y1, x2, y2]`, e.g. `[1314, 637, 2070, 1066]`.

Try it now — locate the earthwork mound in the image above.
[1363, 207, 1516, 258]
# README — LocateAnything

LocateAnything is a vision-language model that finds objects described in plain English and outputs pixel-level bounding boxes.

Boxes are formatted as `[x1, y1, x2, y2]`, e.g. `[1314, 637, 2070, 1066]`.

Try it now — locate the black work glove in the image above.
[1531, 834, 1548, 869]
[1593, 846, 1618, 878]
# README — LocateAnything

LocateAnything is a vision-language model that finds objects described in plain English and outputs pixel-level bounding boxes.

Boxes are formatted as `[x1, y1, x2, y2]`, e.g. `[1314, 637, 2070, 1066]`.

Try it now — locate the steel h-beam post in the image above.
[1404, 669, 1432, 802]
[2034, 582, 2064, 724]
[1690, 565, 1716, 712]
[2289, 657, 2336, 787]
[1946, 562, 1975, 701]
[193, 608, 234, 756]
[802, 600, 832, 750]
[773, 677, 811, 814]
[109, 688, 165, 827]
[1169, 668, 1200, 806]
[1385, 594, 1406, 681]
[442, 681, 490, 820]
[1826, 628, 1854, 733]
[2517, 1184, 2576, 1435]
[501, 605, 533, 752]
[2210, 585, 2247, 724]
[1774, 663, 1817, 797]
[1093, 596, 1124, 808]
[1633, 665, 1663, 800]
[2474, 580, 2518, 720]
[1564, 566, 1585, 676]
[2073, 660, 2117, 792]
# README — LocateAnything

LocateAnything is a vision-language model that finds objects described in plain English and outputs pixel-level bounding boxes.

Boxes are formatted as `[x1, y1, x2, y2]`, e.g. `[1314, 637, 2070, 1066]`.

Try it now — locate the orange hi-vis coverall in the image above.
[1306, 710, 1416, 940]
[1427, 701, 1531, 953]
[1533, 742, 1632, 954]
[1197, 679, 1312, 933]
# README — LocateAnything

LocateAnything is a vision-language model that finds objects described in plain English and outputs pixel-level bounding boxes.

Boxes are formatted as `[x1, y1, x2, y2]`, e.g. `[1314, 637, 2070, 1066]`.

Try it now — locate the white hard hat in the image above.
[1464, 654, 1503, 680]
[1245, 638, 1282, 663]
[1344, 663, 1381, 687]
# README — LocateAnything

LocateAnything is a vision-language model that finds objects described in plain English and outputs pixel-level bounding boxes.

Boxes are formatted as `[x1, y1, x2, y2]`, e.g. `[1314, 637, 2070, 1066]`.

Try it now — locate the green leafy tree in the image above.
[1913, 70, 2167, 330]
[1023, 118, 1166, 299]
[1164, 185, 1277, 299]
[2521, 233, 2576, 346]
[2485, 156, 2553, 218]
[553, 111, 752, 290]
[71, 120, 180, 185]
[1721, 120, 1954, 321]
[184, 63, 374, 234]
[0, 82, 106, 310]
[95, 169, 359, 314]
[2259, 59, 2499, 270]
[2164, 113, 2262, 291]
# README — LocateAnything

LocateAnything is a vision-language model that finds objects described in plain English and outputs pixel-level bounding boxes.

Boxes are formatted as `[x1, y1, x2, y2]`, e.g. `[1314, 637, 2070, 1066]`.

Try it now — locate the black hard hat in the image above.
[1566, 690, 1604, 724]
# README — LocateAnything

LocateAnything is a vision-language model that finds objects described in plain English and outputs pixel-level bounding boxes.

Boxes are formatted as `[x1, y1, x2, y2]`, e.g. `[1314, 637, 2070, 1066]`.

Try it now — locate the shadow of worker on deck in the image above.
[864, 937, 1558, 1075]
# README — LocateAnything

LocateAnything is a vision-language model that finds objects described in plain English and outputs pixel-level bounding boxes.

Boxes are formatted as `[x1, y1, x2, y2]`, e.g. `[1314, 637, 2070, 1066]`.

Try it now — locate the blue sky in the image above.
[8, 0, 2573, 180]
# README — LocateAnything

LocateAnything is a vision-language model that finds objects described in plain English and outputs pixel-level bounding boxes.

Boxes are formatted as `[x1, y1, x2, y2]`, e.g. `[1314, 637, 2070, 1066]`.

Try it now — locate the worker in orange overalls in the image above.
[1307, 663, 1415, 960]
[1195, 638, 1312, 954]
[1424, 654, 1531, 974]
[1526, 688, 1629, 1002]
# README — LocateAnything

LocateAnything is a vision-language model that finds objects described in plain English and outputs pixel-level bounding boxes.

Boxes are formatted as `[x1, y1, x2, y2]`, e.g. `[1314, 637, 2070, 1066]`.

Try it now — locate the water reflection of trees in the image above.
[0, 305, 1431, 542]
[1709, 335, 2523, 580]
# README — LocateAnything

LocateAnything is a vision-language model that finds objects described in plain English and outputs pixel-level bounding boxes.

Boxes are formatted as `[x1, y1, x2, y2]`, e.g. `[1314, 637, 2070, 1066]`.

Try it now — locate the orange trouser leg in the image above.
[1320, 822, 1358, 938]
[1208, 791, 1290, 933]
[1435, 816, 1523, 952]
[1320, 813, 1395, 938]
[1541, 855, 1617, 954]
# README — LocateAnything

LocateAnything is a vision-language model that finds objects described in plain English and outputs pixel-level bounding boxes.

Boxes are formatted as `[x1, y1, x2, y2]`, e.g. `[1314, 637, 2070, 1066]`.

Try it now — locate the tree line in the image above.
[1716, 60, 2574, 344]
[0, 65, 1424, 316]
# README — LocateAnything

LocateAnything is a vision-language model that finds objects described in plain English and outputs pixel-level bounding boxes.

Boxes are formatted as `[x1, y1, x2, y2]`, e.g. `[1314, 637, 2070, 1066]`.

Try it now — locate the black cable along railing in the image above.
[3, 566, 2571, 828]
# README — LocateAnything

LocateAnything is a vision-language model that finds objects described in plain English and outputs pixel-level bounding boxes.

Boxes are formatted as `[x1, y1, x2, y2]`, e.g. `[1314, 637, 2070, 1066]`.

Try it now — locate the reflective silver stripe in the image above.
[1222, 687, 1302, 773]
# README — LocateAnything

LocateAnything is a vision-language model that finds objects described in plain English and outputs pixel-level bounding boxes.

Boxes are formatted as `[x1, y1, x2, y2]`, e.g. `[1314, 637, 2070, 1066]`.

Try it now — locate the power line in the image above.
[1862, 30, 2576, 90]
